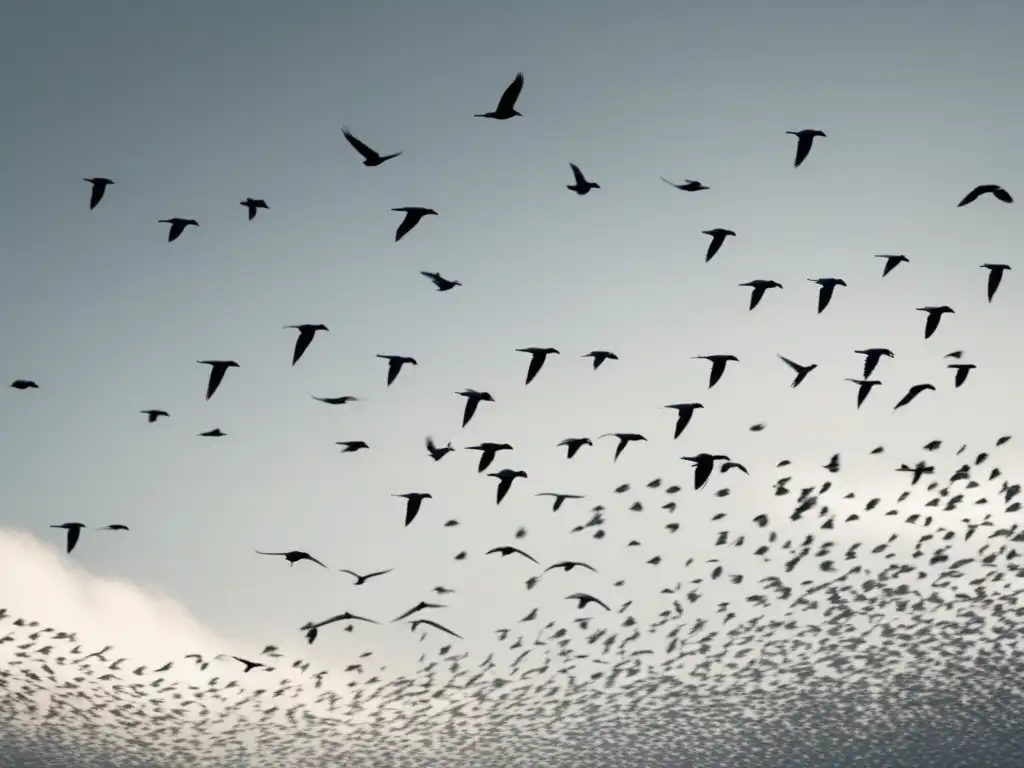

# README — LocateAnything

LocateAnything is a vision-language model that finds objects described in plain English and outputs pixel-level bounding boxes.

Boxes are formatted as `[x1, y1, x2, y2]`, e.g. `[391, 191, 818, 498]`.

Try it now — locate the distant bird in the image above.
[566, 593, 610, 611]
[466, 442, 512, 472]
[229, 657, 267, 674]
[51, 523, 86, 553]
[945, 350, 964, 359]
[981, 264, 1011, 302]
[558, 437, 592, 459]
[948, 363, 976, 388]
[10, 380, 38, 390]
[311, 395, 359, 405]
[917, 306, 955, 339]
[486, 546, 537, 564]
[392, 207, 437, 241]
[740, 280, 783, 310]
[457, 390, 494, 427]
[140, 410, 169, 423]
[546, 560, 597, 573]
[567, 164, 600, 195]
[393, 493, 432, 526]
[957, 184, 1013, 207]
[197, 360, 239, 400]
[875, 254, 909, 277]
[664, 403, 704, 439]
[199, 428, 226, 437]
[517, 347, 559, 384]
[341, 127, 402, 166]
[426, 437, 455, 461]
[846, 379, 881, 409]
[99, 524, 129, 531]
[255, 550, 327, 568]
[240, 198, 268, 221]
[475, 72, 524, 120]
[285, 324, 328, 366]
[601, 433, 647, 462]
[583, 350, 618, 369]
[409, 618, 462, 639]
[682, 454, 730, 490]
[391, 601, 444, 623]
[421, 271, 461, 291]
[856, 348, 895, 379]
[894, 384, 935, 411]
[84, 177, 114, 209]
[339, 569, 392, 586]
[808, 278, 847, 313]
[336, 441, 369, 453]
[661, 178, 708, 191]
[159, 218, 199, 242]
[377, 355, 417, 386]
[536, 493, 583, 511]
[702, 229, 735, 262]
[694, 355, 738, 388]
[777, 355, 817, 388]
[488, 469, 528, 504]
[786, 129, 826, 168]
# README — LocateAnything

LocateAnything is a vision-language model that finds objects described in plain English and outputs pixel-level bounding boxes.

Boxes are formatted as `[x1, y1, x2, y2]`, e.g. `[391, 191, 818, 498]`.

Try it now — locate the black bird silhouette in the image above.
[426, 437, 455, 461]
[51, 523, 86, 553]
[948, 363, 976, 388]
[702, 229, 735, 262]
[808, 278, 847, 313]
[566, 593, 610, 611]
[567, 164, 600, 195]
[786, 129, 826, 167]
[10, 379, 38, 390]
[98, 524, 129, 531]
[981, 264, 1010, 302]
[393, 493, 432, 526]
[660, 177, 708, 191]
[301, 612, 379, 644]
[409, 618, 462, 639]
[582, 350, 618, 369]
[466, 442, 511, 472]
[957, 184, 1013, 207]
[84, 177, 114, 209]
[341, 127, 402, 166]
[694, 355, 738, 388]
[392, 601, 444, 622]
[285, 324, 328, 366]
[336, 441, 369, 453]
[159, 218, 199, 242]
[894, 384, 935, 411]
[486, 546, 538, 564]
[846, 379, 881, 408]
[457, 390, 494, 427]
[777, 356, 817, 388]
[601, 433, 647, 461]
[198, 360, 239, 400]
[230, 657, 267, 673]
[377, 355, 417, 386]
[664, 403, 703, 439]
[475, 72, 524, 120]
[140, 409, 169, 423]
[517, 347, 559, 384]
[740, 280, 783, 310]
[421, 271, 461, 291]
[917, 306, 954, 339]
[558, 437, 592, 458]
[255, 550, 327, 568]
[311, 394, 359, 405]
[338, 569, 392, 586]
[488, 469, 528, 504]
[682, 454, 730, 490]
[199, 428, 226, 437]
[392, 207, 437, 241]
[545, 560, 597, 573]
[240, 198, 268, 220]
[875, 254, 909, 277]
[856, 348, 895, 379]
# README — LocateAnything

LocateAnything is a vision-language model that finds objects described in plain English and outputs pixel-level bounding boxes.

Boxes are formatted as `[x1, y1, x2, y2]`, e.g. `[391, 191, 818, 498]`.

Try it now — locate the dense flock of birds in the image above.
[5, 72, 1024, 766]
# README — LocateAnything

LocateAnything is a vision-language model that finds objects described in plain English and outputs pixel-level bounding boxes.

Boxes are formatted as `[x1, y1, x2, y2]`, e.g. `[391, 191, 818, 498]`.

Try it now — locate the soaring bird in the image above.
[240, 198, 268, 220]
[159, 218, 199, 242]
[140, 409, 169, 423]
[466, 442, 512, 472]
[391, 601, 444, 623]
[786, 129, 827, 167]
[475, 72, 524, 120]
[10, 379, 38, 390]
[311, 394, 359, 405]
[199, 428, 226, 437]
[567, 164, 600, 195]
[601, 433, 647, 461]
[536, 493, 584, 511]
[694, 355, 738, 388]
[777, 355, 817, 388]
[545, 560, 596, 573]
[457, 390, 494, 427]
[702, 229, 735, 262]
[301, 612, 379, 644]
[488, 469, 528, 504]
[229, 657, 268, 673]
[981, 264, 1011, 302]
[84, 177, 114, 209]
[255, 550, 327, 568]
[341, 127, 402, 166]
[517, 347, 559, 384]
[409, 618, 462, 639]
[425, 437, 455, 461]
[957, 184, 1013, 207]
[682, 454, 730, 490]
[51, 523, 86, 553]
[486, 546, 538, 564]
[740, 280, 783, 310]
[846, 379, 881, 408]
[393, 493, 432, 526]
[875, 254, 909, 277]
[855, 348, 894, 379]
[285, 324, 328, 366]
[664, 403, 703, 439]
[198, 360, 239, 400]
[583, 350, 618, 369]
[392, 207, 437, 241]
[808, 278, 847, 313]
[377, 355, 417, 386]
[894, 383, 935, 411]
[421, 271, 461, 291]
[338, 568, 392, 586]
[566, 593, 610, 611]
[336, 441, 369, 453]
[558, 437, 592, 458]
[917, 306, 954, 339]
[661, 177, 708, 191]
[948, 363, 976, 388]
[98, 524, 129, 531]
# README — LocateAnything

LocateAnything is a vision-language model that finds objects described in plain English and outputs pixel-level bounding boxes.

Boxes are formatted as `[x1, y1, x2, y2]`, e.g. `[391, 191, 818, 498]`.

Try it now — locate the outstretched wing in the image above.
[342, 128, 377, 161]
[496, 72, 524, 113]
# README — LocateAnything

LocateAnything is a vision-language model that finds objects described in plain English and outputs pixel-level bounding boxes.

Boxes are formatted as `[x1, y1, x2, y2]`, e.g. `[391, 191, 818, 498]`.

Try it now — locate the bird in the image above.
[786, 129, 827, 167]
[664, 403, 704, 439]
[197, 360, 239, 400]
[421, 271, 461, 291]
[50, 523, 86, 553]
[486, 546, 537, 564]
[777, 356, 817, 388]
[240, 198, 268, 220]
[545, 560, 597, 573]
[341, 127, 402, 166]
[948, 363, 977, 388]
[199, 428, 226, 437]
[856, 348, 895, 379]
[582, 350, 618, 369]
[601, 433, 647, 461]
[740, 280, 783, 310]
[660, 178, 708, 191]
[474, 72, 524, 119]
[693, 355, 739, 388]
[875, 254, 909, 277]
[229, 657, 267, 674]
[338, 569, 392, 586]
[392, 601, 444, 623]
[255, 550, 327, 568]
[336, 441, 369, 453]
[158, 218, 198, 242]
[409, 619, 462, 639]
[566, 593, 610, 611]
[393, 493, 432, 526]
[566, 164, 600, 195]
[957, 184, 1013, 207]
[558, 437, 592, 459]
[84, 177, 114, 209]
[377, 355, 417, 386]
[808, 278, 847, 313]
[536, 492, 584, 512]
[98, 524, 129, 531]
[917, 306, 955, 339]
[457, 390, 494, 427]
[425, 437, 455, 461]
[392, 207, 437, 241]
[517, 347, 559, 384]
[981, 264, 1011, 302]
[140, 409, 169, 423]
[846, 379, 882, 408]
[10, 380, 39, 390]
[488, 469, 528, 504]
[466, 442, 512, 472]
[894, 384, 936, 411]
[682, 454, 730, 490]
[285, 324, 328, 366]
[702, 229, 735, 262]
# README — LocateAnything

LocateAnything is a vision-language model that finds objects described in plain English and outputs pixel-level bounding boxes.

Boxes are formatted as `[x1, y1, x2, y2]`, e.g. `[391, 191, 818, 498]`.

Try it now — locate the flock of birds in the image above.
[5, 71, 1024, 767]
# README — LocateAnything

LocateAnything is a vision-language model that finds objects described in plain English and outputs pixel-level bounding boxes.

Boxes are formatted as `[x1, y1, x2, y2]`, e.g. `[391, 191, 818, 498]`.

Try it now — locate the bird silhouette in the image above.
[50, 523, 86, 553]
[517, 347, 559, 384]
[10, 379, 38, 390]
[702, 229, 735, 262]
[197, 360, 239, 400]
[786, 129, 827, 167]
[392, 207, 437, 241]
[311, 394, 359, 405]
[409, 618, 462, 639]
[545, 560, 597, 573]
[694, 355, 738, 388]
[808, 278, 847, 313]
[98, 524, 129, 531]
[957, 184, 1013, 207]
[84, 177, 114, 209]
[981, 264, 1010, 302]
[198, 428, 226, 437]
[875, 254, 909, 277]
[558, 437, 592, 458]
[894, 383, 936, 411]
[285, 324, 328, 366]
[392, 601, 444, 622]
[845, 379, 882, 408]
[240, 198, 268, 220]
[421, 271, 461, 291]
[336, 441, 369, 453]
[338, 569, 392, 586]
[341, 127, 402, 166]
[255, 550, 327, 568]
[664, 403, 704, 438]
[457, 390, 494, 427]
[475, 73, 524, 119]
[948, 363, 976, 388]
[682, 454, 730, 490]
[567, 164, 600, 195]
[488, 469, 528, 504]
[917, 306, 955, 339]
[740, 280, 783, 310]
[393, 493, 432, 526]
[486, 546, 538, 564]
[140, 409, 169, 423]
[158, 218, 199, 242]
[601, 433, 647, 461]
[536, 493, 584, 511]
[425, 437, 455, 461]
[856, 348, 895, 379]
[777, 355, 817, 388]
[566, 593, 610, 611]
[582, 350, 618, 369]
[377, 355, 418, 386]
[466, 442, 512, 472]
[661, 177, 708, 191]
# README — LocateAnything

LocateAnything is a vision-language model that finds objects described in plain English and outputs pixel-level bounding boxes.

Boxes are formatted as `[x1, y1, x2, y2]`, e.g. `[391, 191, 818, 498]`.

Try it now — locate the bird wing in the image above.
[395, 211, 418, 241]
[387, 359, 401, 385]
[958, 187, 983, 207]
[405, 497, 422, 526]
[993, 186, 1013, 203]
[462, 397, 479, 427]
[569, 163, 586, 186]
[513, 548, 538, 563]
[255, 551, 286, 557]
[793, 134, 813, 167]
[89, 183, 104, 209]
[67, 526, 81, 553]
[416, 619, 462, 639]
[777, 355, 801, 373]
[342, 128, 377, 160]
[205, 364, 227, 400]
[292, 329, 314, 366]
[167, 220, 185, 241]
[364, 569, 392, 580]
[496, 72, 524, 113]
[524, 353, 545, 384]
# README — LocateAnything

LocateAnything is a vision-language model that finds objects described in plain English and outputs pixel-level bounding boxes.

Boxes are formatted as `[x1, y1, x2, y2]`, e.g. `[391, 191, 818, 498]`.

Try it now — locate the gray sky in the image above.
[2, 0, 1024, 764]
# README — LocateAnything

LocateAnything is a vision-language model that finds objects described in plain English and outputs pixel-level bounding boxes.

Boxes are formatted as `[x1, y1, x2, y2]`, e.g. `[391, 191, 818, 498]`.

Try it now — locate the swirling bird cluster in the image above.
[5, 73, 1024, 767]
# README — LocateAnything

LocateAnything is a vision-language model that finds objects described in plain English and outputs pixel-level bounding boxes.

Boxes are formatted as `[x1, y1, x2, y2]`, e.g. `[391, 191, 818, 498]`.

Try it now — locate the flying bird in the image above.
[856, 348, 895, 379]
[702, 229, 735, 262]
[199, 428, 226, 437]
[98, 524, 129, 531]
[198, 360, 239, 400]
[661, 178, 708, 191]
[808, 278, 847, 313]
[875, 254, 909, 277]
[426, 437, 455, 461]
[582, 350, 618, 369]
[421, 271, 461, 291]
[336, 441, 369, 453]
[558, 437, 592, 459]
[341, 127, 402, 166]
[566, 163, 600, 195]
[311, 395, 359, 405]
[51, 523, 86, 553]
[601, 433, 647, 462]
[787, 129, 827, 167]
[466, 442, 511, 472]
[255, 550, 327, 568]
[957, 184, 1013, 207]
[457, 390, 494, 427]
[894, 383, 935, 411]
[488, 469, 528, 504]
[10, 379, 38, 390]
[393, 493, 432, 526]
[536, 493, 583, 511]
[392, 601, 444, 623]
[682, 454, 730, 490]
[517, 347, 559, 384]
[285, 324, 328, 366]
[159, 218, 199, 242]
[694, 355, 738, 388]
[777, 356, 817, 388]
[84, 177, 114, 209]
[664, 403, 703, 439]
[229, 657, 267, 674]
[845, 379, 881, 409]
[377, 355, 418, 386]
[566, 593, 610, 611]
[240, 198, 268, 220]
[338, 569, 392, 586]
[917, 306, 955, 339]
[948, 363, 976, 388]
[475, 72, 524, 120]
[409, 618, 462, 639]
[981, 264, 1010, 302]
[140, 409, 169, 423]
[740, 280, 783, 310]
[486, 546, 538, 564]
[392, 207, 437, 241]
[545, 561, 597, 573]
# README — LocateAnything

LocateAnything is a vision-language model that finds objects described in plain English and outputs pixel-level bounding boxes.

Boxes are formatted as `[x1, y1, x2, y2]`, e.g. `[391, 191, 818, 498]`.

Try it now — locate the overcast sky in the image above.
[2, 1, 1023, 764]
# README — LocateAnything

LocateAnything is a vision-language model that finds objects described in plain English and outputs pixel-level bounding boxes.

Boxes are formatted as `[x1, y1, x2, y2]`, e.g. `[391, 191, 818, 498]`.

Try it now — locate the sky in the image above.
[2, 0, 1024, 764]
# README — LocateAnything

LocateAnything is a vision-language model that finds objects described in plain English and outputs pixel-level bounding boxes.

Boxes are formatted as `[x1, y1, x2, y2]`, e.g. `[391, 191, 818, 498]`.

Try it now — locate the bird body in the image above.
[875, 254, 909, 277]
[51, 523, 86, 553]
[917, 306, 954, 339]
[198, 360, 239, 400]
[517, 347, 559, 384]
[488, 469, 528, 504]
[567, 164, 600, 195]
[421, 271, 461, 291]
[475, 73, 524, 119]
[140, 409, 169, 423]
[377, 355, 418, 386]
[958, 184, 1013, 207]
[981, 264, 1010, 302]
[694, 355, 738, 388]
[740, 280, 783, 310]
[394, 493, 432, 526]
[240, 198, 268, 220]
[664, 403, 704, 438]
[457, 390, 494, 427]
[808, 278, 847, 313]
[466, 442, 511, 471]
